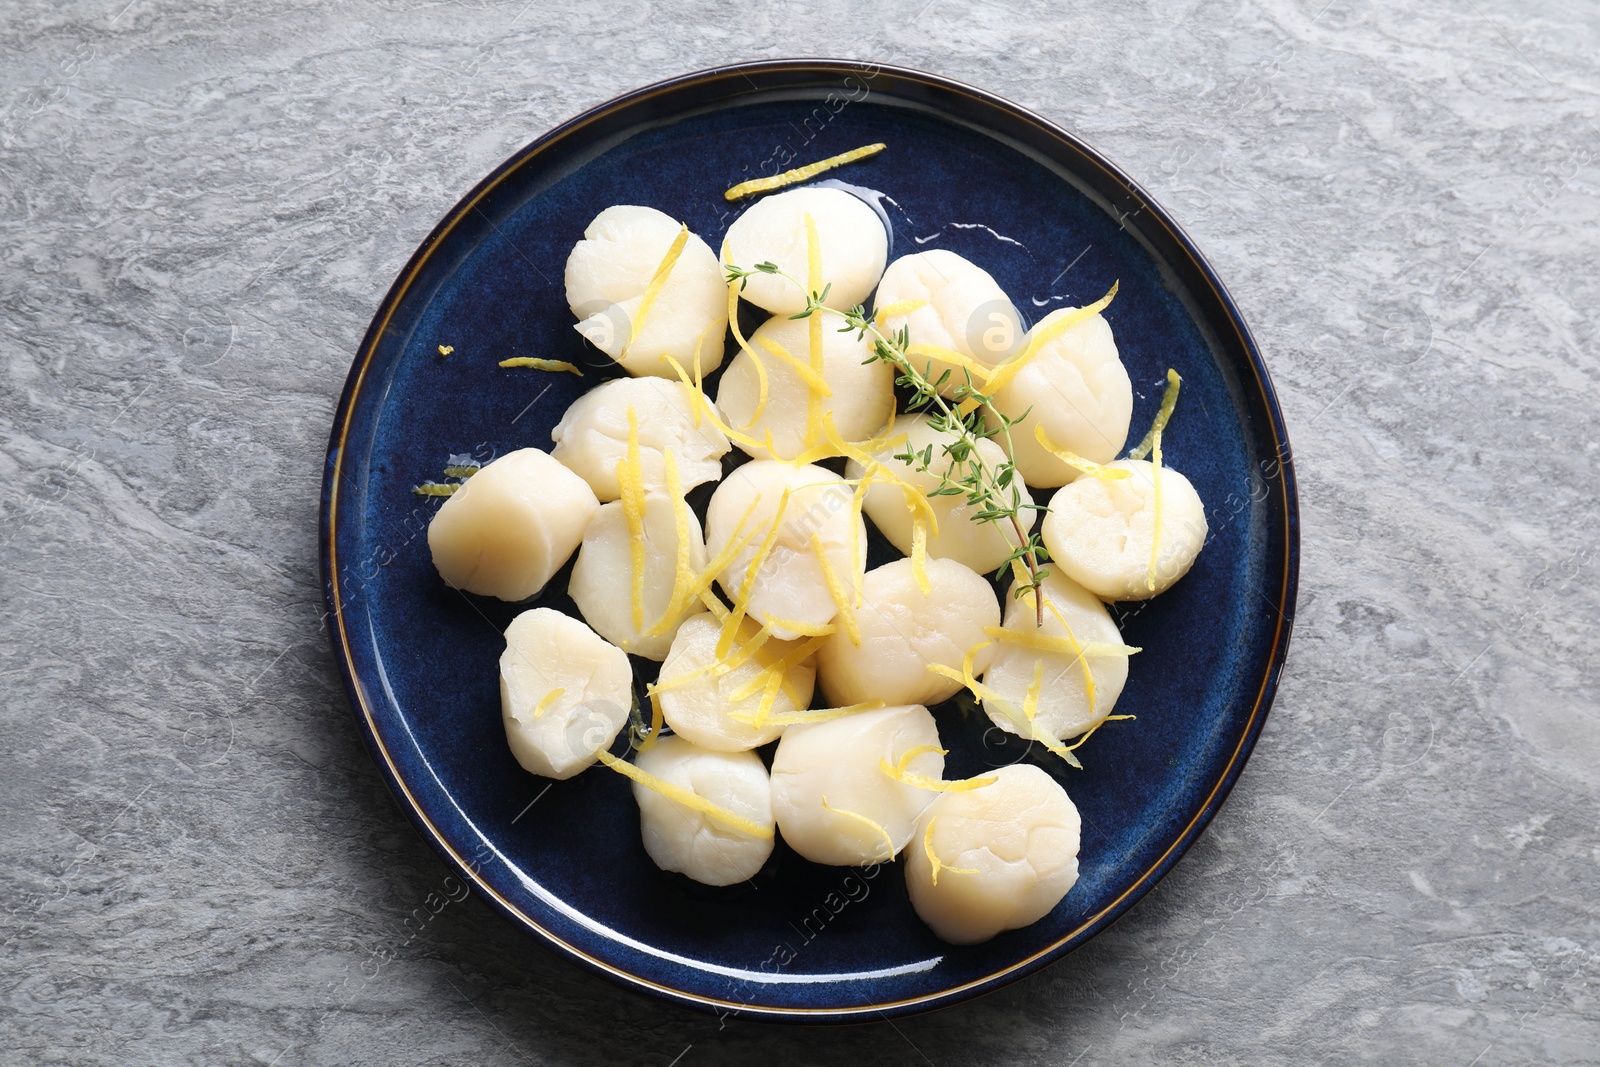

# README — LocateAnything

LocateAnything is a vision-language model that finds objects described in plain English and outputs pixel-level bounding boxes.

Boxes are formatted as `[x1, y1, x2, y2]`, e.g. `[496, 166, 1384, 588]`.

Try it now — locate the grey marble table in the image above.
[4, 1, 1597, 1063]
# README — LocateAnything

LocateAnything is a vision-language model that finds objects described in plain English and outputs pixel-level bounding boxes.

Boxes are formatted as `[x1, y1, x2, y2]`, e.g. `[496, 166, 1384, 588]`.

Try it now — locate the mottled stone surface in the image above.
[3, 1, 1597, 1063]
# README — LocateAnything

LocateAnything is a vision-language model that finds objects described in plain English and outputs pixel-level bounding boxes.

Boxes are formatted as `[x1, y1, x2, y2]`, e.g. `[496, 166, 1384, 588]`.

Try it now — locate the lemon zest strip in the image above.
[880, 751, 997, 794]
[726, 279, 771, 428]
[924, 817, 980, 886]
[820, 416, 940, 537]
[754, 335, 834, 396]
[1128, 368, 1182, 461]
[498, 357, 584, 375]
[624, 223, 689, 355]
[616, 406, 649, 633]
[531, 687, 566, 718]
[596, 750, 773, 839]
[412, 482, 459, 497]
[723, 142, 886, 201]
[904, 342, 992, 384]
[649, 449, 697, 638]
[810, 533, 861, 647]
[982, 626, 1141, 661]
[1148, 426, 1164, 592]
[664, 354, 772, 456]
[717, 487, 791, 659]
[821, 795, 897, 861]
[1033, 425, 1132, 480]
[728, 701, 884, 727]
[984, 281, 1119, 395]
[875, 298, 927, 320]
[910, 518, 931, 595]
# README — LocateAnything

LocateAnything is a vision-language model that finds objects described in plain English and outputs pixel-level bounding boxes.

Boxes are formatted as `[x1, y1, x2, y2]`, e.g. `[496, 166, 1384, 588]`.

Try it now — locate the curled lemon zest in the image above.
[727, 278, 771, 428]
[723, 142, 886, 200]
[755, 615, 838, 638]
[655, 495, 763, 638]
[1034, 425, 1132, 480]
[821, 795, 896, 861]
[1041, 596, 1098, 720]
[617, 405, 648, 633]
[437, 344, 454, 356]
[821, 416, 940, 537]
[1128, 368, 1182, 461]
[880, 748, 997, 793]
[498, 357, 583, 375]
[923, 817, 980, 886]
[755, 335, 833, 396]
[717, 487, 792, 658]
[597, 750, 773, 839]
[729, 701, 884, 727]
[926, 641, 1083, 768]
[648, 449, 696, 637]
[905, 342, 992, 384]
[875, 298, 927, 320]
[531, 687, 566, 718]
[412, 482, 459, 497]
[441, 465, 480, 479]
[982, 626, 1141, 661]
[910, 518, 931, 595]
[625, 223, 689, 355]
[664, 354, 772, 456]
[639, 687, 665, 753]
[1024, 660, 1044, 723]
[810, 532, 861, 647]
[749, 669, 785, 728]
[727, 634, 827, 702]
[984, 281, 1119, 395]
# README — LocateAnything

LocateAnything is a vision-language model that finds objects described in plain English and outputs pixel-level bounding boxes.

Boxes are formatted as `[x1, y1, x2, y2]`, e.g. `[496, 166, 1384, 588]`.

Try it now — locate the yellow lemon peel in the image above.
[411, 482, 459, 497]
[1033, 425, 1132, 480]
[437, 344, 454, 356]
[904, 342, 992, 384]
[729, 701, 884, 727]
[821, 795, 897, 861]
[984, 281, 1119, 395]
[624, 222, 688, 355]
[616, 405, 649, 633]
[531, 687, 566, 718]
[1128, 368, 1182, 461]
[597, 750, 773, 839]
[923, 817, 980, 886]
[910, 518, 931, 595]
[875, 298, 927, 320]
[723, 142, 887, 200]
[1148, 426, 1164, 592]
[498, 357, 583, 375]
[810, 532, 861, 647]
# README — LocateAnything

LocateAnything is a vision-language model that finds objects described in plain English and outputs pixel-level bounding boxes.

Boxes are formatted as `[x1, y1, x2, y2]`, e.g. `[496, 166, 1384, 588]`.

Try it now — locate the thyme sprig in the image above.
[727, 261, 1051, 623]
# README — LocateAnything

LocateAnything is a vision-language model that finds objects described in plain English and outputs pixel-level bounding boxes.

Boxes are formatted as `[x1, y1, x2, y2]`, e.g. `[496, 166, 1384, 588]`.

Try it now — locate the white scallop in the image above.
[874, 249, 1023, 394]
[715, 312, 895, 460]
[564, 205, 728, 379]
[769, 704, 944, 867]
[990, 307, 1133, 488]
[704, 460, 866, 641]
[981, 570, 1129, 743]
[657, 615, 817, 752]
[847, 413, 1037, 576]
[1041, 459, 1208, 602]
[569, 491, 708, 660]
[632, 735, 775, 887]
[905, 764, 1081, 945]
[720, 187, 888, 315]
[550, 377, 730, 502]
[499, 608, 632, 779]
[427, 447, 598, 601]
[816, 557, 1000, 709]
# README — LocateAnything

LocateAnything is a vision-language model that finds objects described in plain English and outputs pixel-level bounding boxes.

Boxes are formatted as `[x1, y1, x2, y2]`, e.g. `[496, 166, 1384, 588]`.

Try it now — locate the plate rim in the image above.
[319, 57, 1301, 1023]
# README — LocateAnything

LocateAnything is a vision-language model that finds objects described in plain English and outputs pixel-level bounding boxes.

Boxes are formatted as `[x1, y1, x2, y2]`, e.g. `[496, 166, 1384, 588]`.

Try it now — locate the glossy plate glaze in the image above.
[320, 60, 1298, 1022]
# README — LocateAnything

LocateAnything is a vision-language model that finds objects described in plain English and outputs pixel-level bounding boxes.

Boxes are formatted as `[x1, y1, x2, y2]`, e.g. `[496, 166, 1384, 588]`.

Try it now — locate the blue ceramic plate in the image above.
[320, 60, 1298, 1022]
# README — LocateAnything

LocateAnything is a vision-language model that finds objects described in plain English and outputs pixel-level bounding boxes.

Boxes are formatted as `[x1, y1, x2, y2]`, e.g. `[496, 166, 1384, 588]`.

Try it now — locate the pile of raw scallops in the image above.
[424, 166, 1208, 946]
